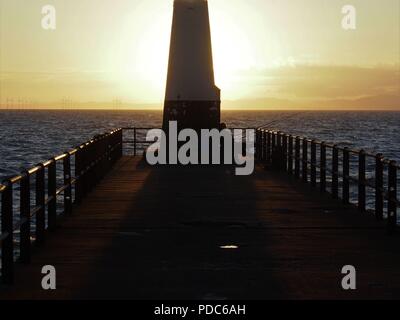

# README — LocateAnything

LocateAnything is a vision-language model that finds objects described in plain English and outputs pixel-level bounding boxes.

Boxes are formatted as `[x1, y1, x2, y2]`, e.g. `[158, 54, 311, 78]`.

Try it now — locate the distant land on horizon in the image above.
[0, 94, 399, 111]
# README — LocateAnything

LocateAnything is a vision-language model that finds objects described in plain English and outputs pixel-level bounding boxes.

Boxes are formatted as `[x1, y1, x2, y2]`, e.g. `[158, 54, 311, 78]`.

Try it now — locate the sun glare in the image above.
[211, 11, 255, 97]
[115, 0, 258, 102]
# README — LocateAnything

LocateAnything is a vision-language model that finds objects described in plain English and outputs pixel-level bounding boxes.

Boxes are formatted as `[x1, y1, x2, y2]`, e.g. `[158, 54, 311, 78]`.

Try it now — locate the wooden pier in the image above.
[0, 128, 399, 299]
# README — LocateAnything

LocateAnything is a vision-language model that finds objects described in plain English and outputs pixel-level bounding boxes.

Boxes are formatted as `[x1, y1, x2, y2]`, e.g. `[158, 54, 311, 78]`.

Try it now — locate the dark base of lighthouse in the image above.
[163, 100, 221, 131]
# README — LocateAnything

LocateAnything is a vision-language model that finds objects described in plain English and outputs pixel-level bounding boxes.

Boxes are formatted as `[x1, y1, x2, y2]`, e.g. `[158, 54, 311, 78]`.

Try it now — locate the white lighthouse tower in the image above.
[163, 0, 221, 130]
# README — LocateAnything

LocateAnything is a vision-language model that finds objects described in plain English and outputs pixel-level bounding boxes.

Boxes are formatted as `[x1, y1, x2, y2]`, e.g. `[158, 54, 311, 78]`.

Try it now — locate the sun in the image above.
[210, 11, 256, 97]
[113, 0, 258, 103]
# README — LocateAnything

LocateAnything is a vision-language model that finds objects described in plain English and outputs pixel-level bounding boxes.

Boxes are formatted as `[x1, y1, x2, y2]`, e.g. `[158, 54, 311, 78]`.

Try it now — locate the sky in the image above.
[0, 0, 399, 110]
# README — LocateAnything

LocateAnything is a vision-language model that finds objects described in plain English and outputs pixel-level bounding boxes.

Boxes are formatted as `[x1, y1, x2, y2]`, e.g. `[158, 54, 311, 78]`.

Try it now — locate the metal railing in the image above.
[256, 129, 399, 232]
[121, 127, 256, 156]
[0, 126, 256, 285]
[122, 127, 156, 156]
[2, 126, 397, 285]
[0, 129, 122, 284]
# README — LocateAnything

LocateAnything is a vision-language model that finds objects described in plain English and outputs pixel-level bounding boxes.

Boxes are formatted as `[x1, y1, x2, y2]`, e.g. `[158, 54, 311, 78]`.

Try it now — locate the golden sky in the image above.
[0, 0, 399, 109]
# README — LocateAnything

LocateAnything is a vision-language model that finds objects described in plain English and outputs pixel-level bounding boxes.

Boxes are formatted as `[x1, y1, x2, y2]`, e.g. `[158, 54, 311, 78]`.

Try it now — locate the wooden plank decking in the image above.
[1, 156, 400, 299]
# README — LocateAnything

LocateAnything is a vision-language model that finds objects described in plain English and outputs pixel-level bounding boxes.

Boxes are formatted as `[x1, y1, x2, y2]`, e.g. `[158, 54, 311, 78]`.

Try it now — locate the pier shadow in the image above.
[76, 157, 285, 299]
[3, 156, 400, 299]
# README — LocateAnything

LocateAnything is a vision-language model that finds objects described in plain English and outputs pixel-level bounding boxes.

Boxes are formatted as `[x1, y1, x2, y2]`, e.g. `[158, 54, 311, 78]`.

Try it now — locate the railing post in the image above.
[111, 131, 115, 160]
[1, 181, 14, 284]
[343, 147, 350, 204]
[134, 127, 137, 157]
[282, 134, 288, 171]
[92, 137, 99, 186]
[75, 145, 83, 203]
[86, 141, 93, 192]
[107, 133, 113, 168]
[255, 130, 260, 160]
[96, 136, 101, 179]
[259, 130, 264, 161]
[387, 161, 397, 233]
[255, 130, 259, 159]
[103, 135, 109, 171]
[295, 137, 300, 179]
[375, 153, 384, 220]
[84, 143, 89, 192]
[82, 143, 89, 196]
[277, 131, 282, 149]
[272, 132, 276, 153]
[260, 130, 264, 160]
[332, 145, 339, 199]
[262, 130, 267, 162]
[20, 172, 31, 264]
[48, 159, 57, 231]
[118, 129, 123, 158]
[288, 135, 293, 175]
[310, 140, 317, 187]
[101, 135, 108, 178]
[302, 139, 308, 182]
[274, 131, 281, 169]
[89, 140, 96, 191]
[107, 133, 112, 168]
[266, 131, 271, 164]
[64, 153, 72, 215]
[320, 142, 326, 192]
[358, 150, 366, 212]
[36, 164, 45, 245]
[74, 147, 80, 203]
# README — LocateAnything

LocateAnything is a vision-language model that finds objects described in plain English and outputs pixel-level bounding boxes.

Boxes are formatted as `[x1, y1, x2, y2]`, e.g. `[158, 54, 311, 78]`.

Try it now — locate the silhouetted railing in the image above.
[1, 126, 258, 284]
[256, 129, 399, 232]
[122, 127, 156, 156]
[0, 129, 122, 284]
[121, 127, 256, 156]
[2, 126, 398, 285]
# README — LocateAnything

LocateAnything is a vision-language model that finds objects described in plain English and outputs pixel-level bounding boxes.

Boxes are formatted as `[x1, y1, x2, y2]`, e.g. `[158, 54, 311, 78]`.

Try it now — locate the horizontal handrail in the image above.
[262, 130, 380, 158]
[121, 127, 256, 130]
[123, 140, 154, 143]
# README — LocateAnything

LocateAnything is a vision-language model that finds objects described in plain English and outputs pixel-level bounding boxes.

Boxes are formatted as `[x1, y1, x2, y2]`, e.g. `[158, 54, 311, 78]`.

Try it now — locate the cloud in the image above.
[224, 65, 400, 109]
[223, 93, 400, 110]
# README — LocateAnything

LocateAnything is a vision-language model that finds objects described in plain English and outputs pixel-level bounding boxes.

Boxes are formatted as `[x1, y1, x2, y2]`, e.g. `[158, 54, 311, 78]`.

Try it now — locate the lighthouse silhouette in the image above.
[163, 0, 221, 131]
